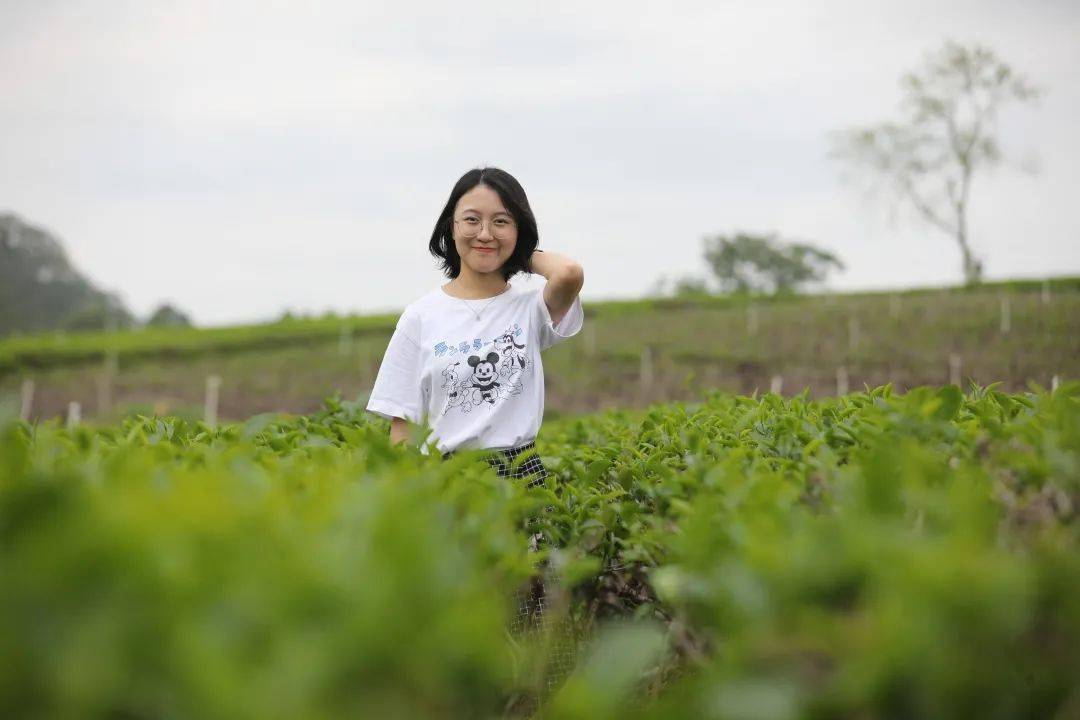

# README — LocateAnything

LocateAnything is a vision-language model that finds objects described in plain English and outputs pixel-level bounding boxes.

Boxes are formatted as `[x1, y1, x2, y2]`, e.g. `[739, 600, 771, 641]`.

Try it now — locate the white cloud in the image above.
[1, 0, 1077, 324]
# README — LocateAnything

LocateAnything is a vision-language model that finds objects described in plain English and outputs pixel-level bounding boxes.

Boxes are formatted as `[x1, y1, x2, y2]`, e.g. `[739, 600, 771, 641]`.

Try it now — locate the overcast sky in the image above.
[2, 0, 1078, 326]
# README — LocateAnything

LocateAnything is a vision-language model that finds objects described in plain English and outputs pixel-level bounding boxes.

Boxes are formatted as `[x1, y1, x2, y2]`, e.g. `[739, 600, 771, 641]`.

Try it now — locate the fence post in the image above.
[1051, 374, 1060, 392]
[19, 379, 35, 422]
[66, 401, 81, 428]
[848, 316, 860, 352]
[584, 323, 596, 358]
[836, 366, 849, 396]
[949, 353, 962, 387]
[205, 375, 222, 428]
[770, 374, 783, 395]
[360, 348, 373, 384]
[338, 325, 352, 355]
[639, 346, 654, 393]
[97, 351, 118, 416]
[999, 295, 1011, 335]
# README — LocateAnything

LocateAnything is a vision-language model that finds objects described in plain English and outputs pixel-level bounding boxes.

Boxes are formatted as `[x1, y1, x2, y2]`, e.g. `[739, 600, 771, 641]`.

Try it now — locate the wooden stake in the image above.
[770, 374, 783, 395]
[848, 316, 860, 352]
[205, 375, 222, 428]
[836, 366, 849, 396]
[1041, 279, 1051, 305]
[999, 295, 1011, 335]
[1051, 374, 1060, 392]
[97, 351, 117, 416]
[949, 353, 962, 387]
[639, 346, 654, 391]
[96, 376, 110, 417]
[19, 379, 35, 422]
[66, 401, 81, 428]
[359, 349, 372, 383]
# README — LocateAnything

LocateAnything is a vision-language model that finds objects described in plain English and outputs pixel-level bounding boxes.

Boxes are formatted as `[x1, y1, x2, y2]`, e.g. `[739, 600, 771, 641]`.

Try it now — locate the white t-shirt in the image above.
[365, 281, 584, 455]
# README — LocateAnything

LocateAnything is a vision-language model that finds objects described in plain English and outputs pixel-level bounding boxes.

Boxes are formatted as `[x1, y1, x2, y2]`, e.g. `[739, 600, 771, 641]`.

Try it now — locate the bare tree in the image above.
[830, 40, 1039, 285]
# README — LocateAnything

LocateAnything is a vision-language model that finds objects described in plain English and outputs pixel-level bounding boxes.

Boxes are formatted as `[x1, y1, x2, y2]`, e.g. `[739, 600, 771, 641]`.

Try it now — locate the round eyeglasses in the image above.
[454, 215, 517, 240]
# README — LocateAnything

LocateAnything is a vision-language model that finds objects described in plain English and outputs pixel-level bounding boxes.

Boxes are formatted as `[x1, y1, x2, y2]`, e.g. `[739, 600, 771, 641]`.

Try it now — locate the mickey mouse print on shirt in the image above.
[438, 322, 532, 415]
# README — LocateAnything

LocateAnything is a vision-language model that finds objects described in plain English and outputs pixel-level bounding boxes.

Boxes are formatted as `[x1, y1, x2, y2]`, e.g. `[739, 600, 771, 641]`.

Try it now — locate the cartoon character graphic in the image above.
[441, 361, 474, 414]
[493, 326, 528, 397]
[467, 352, 502, 405]
[437, 324, 531, 415]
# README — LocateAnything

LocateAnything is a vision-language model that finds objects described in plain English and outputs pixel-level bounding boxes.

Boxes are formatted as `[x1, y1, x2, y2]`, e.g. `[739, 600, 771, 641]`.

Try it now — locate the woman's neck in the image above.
[446, 270, 509, 299]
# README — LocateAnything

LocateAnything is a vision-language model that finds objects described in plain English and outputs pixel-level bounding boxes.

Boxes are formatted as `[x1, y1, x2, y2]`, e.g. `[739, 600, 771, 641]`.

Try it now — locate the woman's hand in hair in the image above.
[528, 248, 581, 280]
[531, 250, 584, 327]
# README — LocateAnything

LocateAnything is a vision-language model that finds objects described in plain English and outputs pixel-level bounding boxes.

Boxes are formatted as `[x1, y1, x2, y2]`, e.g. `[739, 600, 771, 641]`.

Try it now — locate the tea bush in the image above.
[1, 385, 1077, 718]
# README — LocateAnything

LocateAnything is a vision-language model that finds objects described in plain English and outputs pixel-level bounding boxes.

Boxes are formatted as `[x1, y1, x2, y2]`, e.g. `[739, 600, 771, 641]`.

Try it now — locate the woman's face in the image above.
[451, 184, 517, 277]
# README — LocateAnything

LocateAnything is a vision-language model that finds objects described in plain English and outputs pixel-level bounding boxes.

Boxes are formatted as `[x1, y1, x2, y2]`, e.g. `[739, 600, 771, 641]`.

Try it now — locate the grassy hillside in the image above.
[1, 278, 1078, 424]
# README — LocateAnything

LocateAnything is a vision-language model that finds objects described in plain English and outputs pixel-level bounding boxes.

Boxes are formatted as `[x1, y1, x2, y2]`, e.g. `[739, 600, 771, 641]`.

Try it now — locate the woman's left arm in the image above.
[529, 250, 585, 327]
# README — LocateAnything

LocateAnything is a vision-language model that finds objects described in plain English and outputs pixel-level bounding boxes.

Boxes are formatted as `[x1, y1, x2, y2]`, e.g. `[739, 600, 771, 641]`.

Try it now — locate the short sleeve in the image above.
[366, 309, 424, 423]
[533, 286, 584, 352]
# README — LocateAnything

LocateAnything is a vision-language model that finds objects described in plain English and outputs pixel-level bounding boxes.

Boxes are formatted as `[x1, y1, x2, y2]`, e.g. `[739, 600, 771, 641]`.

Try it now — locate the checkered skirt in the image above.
[442, 440, 549, 486]
[441, 440, 574, 696]
[482, 441, 551, 487]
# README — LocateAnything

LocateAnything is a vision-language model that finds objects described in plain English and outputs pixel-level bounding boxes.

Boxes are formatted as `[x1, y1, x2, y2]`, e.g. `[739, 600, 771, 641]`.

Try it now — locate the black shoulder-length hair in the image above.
[428, 166, 539, 281]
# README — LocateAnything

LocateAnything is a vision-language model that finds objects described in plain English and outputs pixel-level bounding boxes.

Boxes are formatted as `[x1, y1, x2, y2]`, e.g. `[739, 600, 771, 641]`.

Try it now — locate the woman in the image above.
[365, 166, 585, 486]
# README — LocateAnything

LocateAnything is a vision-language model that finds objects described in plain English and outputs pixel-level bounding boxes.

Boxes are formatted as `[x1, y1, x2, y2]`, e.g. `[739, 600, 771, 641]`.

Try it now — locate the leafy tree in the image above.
[672, 275, 711, 298]
[63, 294, 136, 332]
[829, 40, 1039, 285]
[146, 303, 193, 328]
[703, 232, 844, 295]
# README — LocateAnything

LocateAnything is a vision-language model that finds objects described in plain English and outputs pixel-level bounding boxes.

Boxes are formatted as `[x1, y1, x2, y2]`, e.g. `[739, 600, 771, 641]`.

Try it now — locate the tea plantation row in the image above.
[1, 383, 1077, 718]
